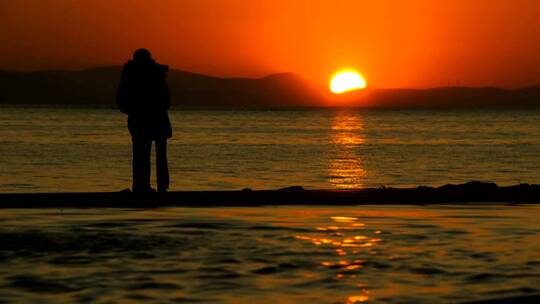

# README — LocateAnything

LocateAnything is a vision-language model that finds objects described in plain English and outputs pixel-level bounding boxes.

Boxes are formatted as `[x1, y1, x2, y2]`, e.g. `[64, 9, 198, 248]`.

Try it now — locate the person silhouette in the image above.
[116, 48, 172, 193]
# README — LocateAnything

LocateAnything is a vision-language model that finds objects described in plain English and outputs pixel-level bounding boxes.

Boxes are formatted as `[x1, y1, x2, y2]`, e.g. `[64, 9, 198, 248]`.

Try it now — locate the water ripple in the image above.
[0, 205, 538, 303]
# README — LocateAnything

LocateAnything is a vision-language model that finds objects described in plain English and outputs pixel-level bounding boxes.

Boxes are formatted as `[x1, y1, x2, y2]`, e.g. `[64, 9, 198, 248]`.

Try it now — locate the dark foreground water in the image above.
[1, 107, 540, 192]
[0, 205, 539, 303]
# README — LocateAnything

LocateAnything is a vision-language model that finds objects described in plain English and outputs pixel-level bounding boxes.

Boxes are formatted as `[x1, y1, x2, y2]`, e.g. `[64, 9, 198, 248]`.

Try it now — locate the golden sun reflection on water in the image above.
[328, 112, 366, 189]
[294, 215, 383, 303]
[347, 294, 370, 303]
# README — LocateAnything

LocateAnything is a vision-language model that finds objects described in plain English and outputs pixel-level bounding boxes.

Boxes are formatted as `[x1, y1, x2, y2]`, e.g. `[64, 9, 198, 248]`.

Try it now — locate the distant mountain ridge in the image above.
[1, 66, 539, 108]
[366, 86, 540, 108]
[0, 66, 323, 107]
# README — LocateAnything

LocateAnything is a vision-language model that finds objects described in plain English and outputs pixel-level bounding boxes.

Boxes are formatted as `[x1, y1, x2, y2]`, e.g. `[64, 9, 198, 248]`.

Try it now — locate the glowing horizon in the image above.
[1, 0, 540, 88]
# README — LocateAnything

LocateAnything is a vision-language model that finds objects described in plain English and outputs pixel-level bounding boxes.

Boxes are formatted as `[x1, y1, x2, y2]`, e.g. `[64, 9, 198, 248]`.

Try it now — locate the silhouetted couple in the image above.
[117, 49, 171, 193]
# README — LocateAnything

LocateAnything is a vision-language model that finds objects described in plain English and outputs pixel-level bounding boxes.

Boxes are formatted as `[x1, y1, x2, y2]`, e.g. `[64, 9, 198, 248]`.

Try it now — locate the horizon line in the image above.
[1, 66, 540, 91]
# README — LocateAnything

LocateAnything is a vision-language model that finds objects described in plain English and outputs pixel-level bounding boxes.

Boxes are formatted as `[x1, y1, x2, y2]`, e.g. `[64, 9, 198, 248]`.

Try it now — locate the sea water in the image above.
[1, 107, 539, 303]
[1, 106, 539, 192]
[0, 205, 538, 303]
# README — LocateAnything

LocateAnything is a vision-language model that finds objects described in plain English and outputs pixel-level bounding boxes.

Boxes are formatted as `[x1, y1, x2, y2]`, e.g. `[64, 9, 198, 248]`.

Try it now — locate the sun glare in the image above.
[330, 70, 367, 94]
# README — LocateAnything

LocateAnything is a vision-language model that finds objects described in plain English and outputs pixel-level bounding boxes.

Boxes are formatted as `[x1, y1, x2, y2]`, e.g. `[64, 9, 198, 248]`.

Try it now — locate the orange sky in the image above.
[1, 0, 540, 88]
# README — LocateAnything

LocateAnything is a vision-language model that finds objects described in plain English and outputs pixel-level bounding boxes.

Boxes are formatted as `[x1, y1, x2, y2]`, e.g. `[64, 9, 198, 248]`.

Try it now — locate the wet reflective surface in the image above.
[0, 205, 539, 303]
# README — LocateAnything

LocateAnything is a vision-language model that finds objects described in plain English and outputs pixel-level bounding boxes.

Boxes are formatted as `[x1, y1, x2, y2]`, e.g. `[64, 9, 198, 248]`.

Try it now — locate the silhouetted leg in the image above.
[132, 136, 152, 192]
[155, 138, 169, 192]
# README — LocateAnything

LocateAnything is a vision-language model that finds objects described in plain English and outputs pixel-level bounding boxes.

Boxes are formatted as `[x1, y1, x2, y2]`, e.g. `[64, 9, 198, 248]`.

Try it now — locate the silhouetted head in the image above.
[133, 48, 153, 62]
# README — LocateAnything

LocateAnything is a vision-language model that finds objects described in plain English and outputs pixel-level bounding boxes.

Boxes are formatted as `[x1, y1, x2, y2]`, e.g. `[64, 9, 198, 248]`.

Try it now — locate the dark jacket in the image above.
[116, 60, 172, 139]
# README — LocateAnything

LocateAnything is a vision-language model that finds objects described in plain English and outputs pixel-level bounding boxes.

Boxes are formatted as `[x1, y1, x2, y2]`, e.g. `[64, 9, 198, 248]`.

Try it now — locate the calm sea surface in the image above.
[1, 106, 539, 192]
[0, 205, 539, 303]
[1, 107, 539, 303]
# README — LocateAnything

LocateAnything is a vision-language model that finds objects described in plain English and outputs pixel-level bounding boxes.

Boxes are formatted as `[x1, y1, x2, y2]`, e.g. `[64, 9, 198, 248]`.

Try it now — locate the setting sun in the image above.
[330, 70, 367, 94]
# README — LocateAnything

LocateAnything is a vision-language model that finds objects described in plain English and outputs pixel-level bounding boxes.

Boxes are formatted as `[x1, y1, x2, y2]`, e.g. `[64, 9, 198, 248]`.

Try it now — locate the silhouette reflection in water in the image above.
[328, 111, 366, 189]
